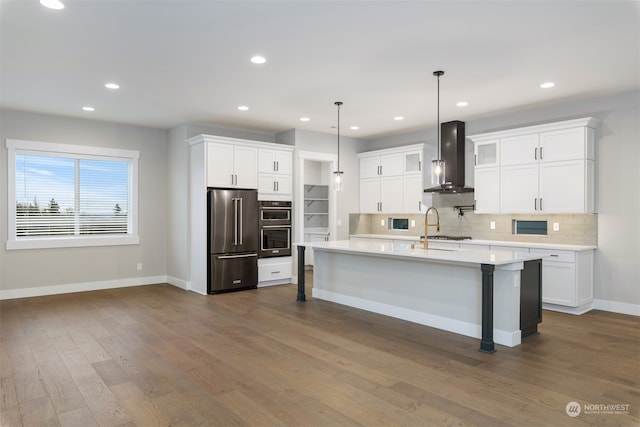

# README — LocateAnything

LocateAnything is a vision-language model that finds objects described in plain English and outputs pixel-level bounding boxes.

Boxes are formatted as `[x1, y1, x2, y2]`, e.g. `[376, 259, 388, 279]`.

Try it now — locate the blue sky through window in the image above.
[15, 154, 128, 215]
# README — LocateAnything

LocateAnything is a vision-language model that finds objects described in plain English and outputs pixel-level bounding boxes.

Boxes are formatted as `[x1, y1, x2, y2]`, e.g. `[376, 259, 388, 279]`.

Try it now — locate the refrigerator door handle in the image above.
[217, 253, 258, 259]
[233, 198, 239, 245]
[238, 198, 243, 245]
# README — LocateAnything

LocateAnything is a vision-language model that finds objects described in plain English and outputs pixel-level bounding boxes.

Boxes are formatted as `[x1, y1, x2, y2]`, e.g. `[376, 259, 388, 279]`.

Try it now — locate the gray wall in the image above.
[368, 90, 640, 307]
[0, 109, 168, 291]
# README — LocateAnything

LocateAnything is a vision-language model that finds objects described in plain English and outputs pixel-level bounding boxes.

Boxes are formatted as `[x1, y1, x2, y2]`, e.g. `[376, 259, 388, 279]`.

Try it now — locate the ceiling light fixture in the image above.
[238, 105, 249, 111]
[105, 82, 120, 90]
[350, 126, 359, 130]
[456, 101, 468, 107]
[300, 117, 310, 122]
[394, 116, 404, 121]
[40, 0, 64, 10]
[333, 101, 344, 192]
[540, 82, 555, 89]
[250, 56, 266, 64]
[431, 70, 446, 187]
[82, 106, 95, 112]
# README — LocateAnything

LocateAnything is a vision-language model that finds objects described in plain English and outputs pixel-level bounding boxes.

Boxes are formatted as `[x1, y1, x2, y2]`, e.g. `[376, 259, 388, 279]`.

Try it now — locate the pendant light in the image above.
[333, 101, 344, 191]
[431, 70, 446, 187]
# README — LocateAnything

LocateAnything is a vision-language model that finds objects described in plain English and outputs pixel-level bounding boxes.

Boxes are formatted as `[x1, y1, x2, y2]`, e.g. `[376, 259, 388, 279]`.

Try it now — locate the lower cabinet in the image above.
[304, 234, 330, 266]
[530, 248, 594, 312]
[258, 257, 292, 286]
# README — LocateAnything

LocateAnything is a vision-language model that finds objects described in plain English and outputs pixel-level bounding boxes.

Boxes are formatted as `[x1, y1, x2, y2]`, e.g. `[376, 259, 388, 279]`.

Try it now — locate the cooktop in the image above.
[428, 235, 472, 241]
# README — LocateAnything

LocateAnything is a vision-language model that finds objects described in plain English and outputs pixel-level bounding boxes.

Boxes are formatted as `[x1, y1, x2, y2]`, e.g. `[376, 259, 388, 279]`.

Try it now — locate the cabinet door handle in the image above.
[273, 181, 276, 191]
[418, 160, 421, 171]
[534, 147, 538, 160]
[231, 174, 234, 185]
[271, 270, 281, 274]
[475, 154, 478, 166]
[418, 201, 421, 211]
[549, 254, 559, 257]
[273, 161, 276, 171]
[540, 147, 543, 160]
[534, 198, 537, 211]
[540, 198, 543, 210]
[276, 181, 279, 192]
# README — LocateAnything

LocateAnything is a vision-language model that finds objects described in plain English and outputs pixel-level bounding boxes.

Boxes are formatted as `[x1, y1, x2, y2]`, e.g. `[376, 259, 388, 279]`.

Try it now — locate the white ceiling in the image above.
[1, 0, 638, 139]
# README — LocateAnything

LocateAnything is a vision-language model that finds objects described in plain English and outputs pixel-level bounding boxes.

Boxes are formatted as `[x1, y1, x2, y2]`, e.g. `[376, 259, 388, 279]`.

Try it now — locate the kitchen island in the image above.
[296, 240, 543, 352]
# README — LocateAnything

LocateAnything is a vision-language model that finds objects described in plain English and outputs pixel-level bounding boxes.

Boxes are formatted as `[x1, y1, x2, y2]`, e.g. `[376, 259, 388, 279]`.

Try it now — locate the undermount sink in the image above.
[426, 247, 458, 252]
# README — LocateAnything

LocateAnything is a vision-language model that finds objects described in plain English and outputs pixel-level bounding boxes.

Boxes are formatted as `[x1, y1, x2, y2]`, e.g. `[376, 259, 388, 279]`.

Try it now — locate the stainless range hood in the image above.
[424, 120, 474, 193]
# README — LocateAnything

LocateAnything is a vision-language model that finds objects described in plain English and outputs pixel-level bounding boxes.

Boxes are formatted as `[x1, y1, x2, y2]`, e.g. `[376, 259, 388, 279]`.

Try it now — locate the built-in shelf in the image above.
[304, 184, 329, 228]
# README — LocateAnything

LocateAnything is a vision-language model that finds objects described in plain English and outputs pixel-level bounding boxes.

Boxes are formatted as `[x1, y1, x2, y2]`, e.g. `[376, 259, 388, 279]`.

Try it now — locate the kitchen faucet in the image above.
[423, 206, 440, 249]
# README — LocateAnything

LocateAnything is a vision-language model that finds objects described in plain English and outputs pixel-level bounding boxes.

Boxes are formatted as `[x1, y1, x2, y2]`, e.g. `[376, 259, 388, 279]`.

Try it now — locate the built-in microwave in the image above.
[258, 201, 292, 258]
[259, 200, 291, 226]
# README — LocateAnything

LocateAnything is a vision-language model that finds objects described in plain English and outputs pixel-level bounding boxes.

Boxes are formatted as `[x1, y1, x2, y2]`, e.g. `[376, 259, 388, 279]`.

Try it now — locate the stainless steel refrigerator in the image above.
[207, 188, 258, 294]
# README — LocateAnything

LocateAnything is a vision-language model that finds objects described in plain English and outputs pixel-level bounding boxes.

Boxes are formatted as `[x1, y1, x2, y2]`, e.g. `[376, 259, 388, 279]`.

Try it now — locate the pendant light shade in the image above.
[333, 101, 344, 192]
[431, 70, 446, 187]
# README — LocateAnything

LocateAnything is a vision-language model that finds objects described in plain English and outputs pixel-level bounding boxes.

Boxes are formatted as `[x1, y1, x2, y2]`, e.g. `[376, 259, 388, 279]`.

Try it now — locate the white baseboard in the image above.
[166, 276, 190, 291]
[312, 288, 521, 348]
[0, 275, 167, 300]
[593, 299, 640, 316]
[542, 302, 593, 315]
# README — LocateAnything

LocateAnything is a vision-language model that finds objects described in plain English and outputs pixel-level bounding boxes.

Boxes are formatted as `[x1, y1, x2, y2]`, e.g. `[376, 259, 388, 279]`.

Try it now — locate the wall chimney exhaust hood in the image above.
[424, 120, 474, 193]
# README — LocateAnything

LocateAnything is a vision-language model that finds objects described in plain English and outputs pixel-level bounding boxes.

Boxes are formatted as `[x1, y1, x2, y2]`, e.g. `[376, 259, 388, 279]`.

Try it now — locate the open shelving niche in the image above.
[304, 184, 329, 228]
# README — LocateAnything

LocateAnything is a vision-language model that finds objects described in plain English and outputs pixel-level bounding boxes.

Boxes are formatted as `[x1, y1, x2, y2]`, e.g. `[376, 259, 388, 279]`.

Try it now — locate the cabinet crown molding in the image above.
[358, 143, 424, 158]
[468, 117, 600, 142]
[187, 134, 294, 151]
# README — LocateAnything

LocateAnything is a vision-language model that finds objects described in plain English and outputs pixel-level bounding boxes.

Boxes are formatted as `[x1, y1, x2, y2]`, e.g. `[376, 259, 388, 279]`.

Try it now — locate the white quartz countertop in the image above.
[349, 234, 596, 251]
[299, 239, 543, 266]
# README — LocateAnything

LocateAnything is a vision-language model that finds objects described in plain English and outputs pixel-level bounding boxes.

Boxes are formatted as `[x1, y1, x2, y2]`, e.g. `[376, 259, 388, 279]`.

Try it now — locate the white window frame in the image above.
[6, 139, 140, 250]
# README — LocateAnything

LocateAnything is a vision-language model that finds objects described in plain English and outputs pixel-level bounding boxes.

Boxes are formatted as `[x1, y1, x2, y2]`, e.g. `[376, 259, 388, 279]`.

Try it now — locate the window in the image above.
[6, 139, 139, 249]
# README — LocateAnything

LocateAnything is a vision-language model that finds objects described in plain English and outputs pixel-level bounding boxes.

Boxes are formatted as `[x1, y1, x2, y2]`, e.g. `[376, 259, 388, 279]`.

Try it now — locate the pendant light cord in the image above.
[335, 101, 343, 171]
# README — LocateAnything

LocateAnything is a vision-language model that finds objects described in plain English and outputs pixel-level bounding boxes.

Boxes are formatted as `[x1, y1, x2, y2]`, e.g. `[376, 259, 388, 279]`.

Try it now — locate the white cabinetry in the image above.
[469, 117, 598, 214]
[304, 233, 330, 266]
[258, 257, 292, 286]
[207, 142, 258, 189]
[359, 144, 424, 214]
[530, 248, 594, 313]
[258, 147, 293, 200]
[473, 139, 501, 213]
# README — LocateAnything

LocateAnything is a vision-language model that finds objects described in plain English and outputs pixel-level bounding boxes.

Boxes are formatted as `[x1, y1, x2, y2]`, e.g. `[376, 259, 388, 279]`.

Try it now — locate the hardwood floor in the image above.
[1, 274, 638, 426]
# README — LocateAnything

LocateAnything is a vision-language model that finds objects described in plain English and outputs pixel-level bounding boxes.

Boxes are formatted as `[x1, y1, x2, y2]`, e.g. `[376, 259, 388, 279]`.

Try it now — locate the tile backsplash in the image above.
[349, 193, 597, 246]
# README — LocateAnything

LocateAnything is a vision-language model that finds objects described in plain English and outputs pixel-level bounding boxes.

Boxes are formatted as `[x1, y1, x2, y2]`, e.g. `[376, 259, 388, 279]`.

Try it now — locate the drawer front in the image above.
[258, 262, 292, 282]
[530, 248, 575, 263]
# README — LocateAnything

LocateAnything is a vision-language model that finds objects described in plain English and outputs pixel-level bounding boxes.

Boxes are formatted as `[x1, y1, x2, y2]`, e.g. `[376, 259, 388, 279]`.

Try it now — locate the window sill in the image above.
[6, 235, 140, 250]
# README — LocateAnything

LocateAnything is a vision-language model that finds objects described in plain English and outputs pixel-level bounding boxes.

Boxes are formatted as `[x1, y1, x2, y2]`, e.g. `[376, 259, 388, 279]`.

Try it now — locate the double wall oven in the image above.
[258, 201, 292, 258]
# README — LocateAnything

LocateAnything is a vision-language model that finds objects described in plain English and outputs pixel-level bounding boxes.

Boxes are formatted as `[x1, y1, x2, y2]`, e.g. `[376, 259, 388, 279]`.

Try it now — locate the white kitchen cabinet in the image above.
[403, 150, 422, 174]
[474, 167, 500, 213]
[402, 175, 425, 213]
[359, 176, 404, 213]
[359, 153, 403, 179]
[500, 163, 539, 213]
[530, 248, 594, 312]
[470, 117, 599, 214]
[258, 257, 292, 286]
[207, 142, 258, 188]
[474, 139, 500, 167]
[258, 148, 293, 199]
[359, 144, 424, 214]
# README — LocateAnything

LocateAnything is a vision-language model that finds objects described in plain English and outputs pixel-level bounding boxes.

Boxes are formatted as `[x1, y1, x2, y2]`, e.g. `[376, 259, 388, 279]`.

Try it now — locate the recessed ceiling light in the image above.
[350, 126, 359, 130]
[300, 117, 310, 122]
[540, 82, 555, 89]
[456, 101, 468, 107]
[394, 116, 404, 121]
[40, 0, 64, 10]
[105, 82, 120, 90]
[82, 106, 95, 112]
[250, 56, 266, 64]
[238, 105, 249, 111]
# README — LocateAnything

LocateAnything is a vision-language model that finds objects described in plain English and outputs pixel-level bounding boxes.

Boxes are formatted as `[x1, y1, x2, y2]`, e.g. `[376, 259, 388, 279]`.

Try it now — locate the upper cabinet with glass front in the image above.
[473, 139, 499, 168]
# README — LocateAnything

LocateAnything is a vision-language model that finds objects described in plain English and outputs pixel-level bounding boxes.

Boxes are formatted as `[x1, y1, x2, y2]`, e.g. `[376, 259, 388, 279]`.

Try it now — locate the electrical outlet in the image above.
[490, 221, 496, 230]
[380, 219, 385, 226]
[137, 263, 143, 271]
[411, 219, 416, 227]
[553, 222, 560, 232]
